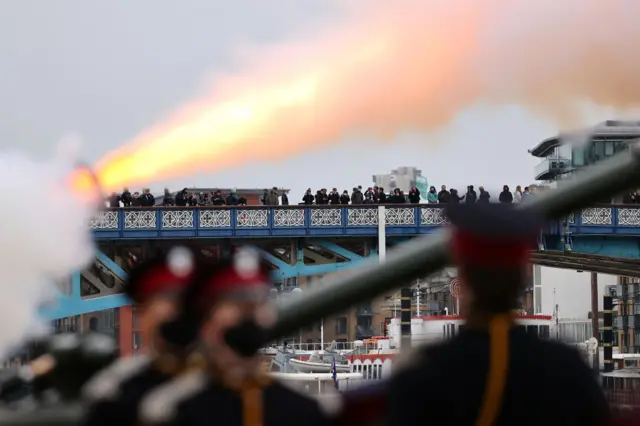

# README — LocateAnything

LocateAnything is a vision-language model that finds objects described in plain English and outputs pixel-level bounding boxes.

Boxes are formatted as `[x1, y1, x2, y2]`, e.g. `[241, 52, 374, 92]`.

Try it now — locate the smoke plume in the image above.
[0, 139, 97, 358]
[94, 0, 640, 190]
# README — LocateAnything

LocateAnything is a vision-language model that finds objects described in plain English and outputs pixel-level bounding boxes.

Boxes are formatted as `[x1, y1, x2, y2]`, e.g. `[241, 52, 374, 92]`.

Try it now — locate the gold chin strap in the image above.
[241, 381, 264, 426]
[228, 370, 272, 426]
[475, 314, 511, 426]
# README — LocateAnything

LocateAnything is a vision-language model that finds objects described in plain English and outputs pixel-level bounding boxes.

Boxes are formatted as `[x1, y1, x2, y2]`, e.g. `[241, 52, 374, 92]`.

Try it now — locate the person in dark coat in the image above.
[437, 185, 451, 203]
[478, 186, 491, 204]
[328, 188, 340, 205]
[81, 246, 206, 426]
[303, 189, 315, 205]
[137, 248, 331, 426]
[340, 190, 351, 204]
[465, 185, 477, 204]
[408, 186, 421, 203]
[450, 188, 465, 204]
[498, 185, 513, 204]
[387, 203, 610, 426]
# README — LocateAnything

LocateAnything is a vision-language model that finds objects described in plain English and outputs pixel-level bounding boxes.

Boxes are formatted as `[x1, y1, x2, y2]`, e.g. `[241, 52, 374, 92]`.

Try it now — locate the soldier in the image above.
[387, 203, 610, 426]
[138, 247, 331, 426]
[332, 379, 388, 426]
[81, 246, 205, 426]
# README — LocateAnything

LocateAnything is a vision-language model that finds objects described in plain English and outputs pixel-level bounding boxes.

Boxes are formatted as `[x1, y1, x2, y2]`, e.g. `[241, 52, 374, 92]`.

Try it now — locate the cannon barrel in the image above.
[226, 145, 640, 355]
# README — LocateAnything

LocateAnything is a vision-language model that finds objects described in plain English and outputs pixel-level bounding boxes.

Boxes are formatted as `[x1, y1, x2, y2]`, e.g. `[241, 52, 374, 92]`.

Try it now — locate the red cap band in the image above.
[451, 231, 532, 267]
[134, 266, 191, 304]
[200, 267, 269, 301]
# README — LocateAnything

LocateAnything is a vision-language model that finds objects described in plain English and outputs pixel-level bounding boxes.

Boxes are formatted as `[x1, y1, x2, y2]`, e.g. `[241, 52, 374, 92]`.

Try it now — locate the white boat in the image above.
[269, 372, 365, 398]
[271, 314, 554, 378]
[289, 358, 352, 374]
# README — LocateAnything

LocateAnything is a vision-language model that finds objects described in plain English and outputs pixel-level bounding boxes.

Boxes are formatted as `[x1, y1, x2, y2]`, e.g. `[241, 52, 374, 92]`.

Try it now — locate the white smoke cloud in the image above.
[0, 139, 97, 359]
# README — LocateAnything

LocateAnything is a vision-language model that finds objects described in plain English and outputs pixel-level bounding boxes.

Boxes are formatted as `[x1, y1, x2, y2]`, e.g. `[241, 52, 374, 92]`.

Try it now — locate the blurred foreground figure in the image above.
[387, 204, 610, 426]
[81, 246, 204, 426]
[138, 247, 330, 426]
[332, 378, 388, 426]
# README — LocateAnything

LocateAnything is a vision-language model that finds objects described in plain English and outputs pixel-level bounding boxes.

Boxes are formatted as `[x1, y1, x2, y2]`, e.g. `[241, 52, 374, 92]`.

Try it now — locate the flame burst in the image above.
[90, 0, 640, 192]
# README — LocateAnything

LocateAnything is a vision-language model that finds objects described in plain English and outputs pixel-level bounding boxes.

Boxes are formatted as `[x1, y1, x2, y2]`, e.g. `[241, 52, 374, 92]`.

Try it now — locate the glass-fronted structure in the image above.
[530, 120, 640, 182]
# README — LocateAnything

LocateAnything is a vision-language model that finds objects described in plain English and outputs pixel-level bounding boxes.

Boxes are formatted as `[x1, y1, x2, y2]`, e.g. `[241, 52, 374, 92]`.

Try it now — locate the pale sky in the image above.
[0, 1, 619, 199]
[1, 0, 631, 321]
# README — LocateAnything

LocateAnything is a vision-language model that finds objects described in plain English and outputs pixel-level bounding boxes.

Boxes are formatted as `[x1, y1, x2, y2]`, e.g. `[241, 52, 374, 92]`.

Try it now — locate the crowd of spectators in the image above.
[423, 184, 535, 205]
[297, 185, 537, 205]
[106, 185, 547, 208]
[622, 191, 640, 204]
[107, 188, 251, 208]
[300, 186, 419, 205]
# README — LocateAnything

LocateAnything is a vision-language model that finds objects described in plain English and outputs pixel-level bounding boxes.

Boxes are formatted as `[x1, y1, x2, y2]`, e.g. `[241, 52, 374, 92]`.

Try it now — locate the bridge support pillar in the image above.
[400, 287, 412, 349]
[590, 272, 600, 372]
[603, 290, 613, 373]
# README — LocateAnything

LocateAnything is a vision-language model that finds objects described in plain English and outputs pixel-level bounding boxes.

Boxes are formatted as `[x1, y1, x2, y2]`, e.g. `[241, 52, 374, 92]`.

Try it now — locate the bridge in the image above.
[43, 204, 640, 320]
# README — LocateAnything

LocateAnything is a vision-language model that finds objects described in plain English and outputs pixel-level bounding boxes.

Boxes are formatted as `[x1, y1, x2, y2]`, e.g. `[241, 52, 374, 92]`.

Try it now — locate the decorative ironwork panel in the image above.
[581, 207, 612, 225]
[237, 209, 269, 227]
[162, 210, 194, 228]
[385, 208, 415, 225]
[420, 207, 449, 225]
[347, 208, 378, 226]
[618, 208, 640, 226]
[124, 210, 157, 228]
[273, 209, 305, 227]
[567, 212, 575, 224]
[199, 210, 231, 228]
[311, 208, 342, 226]
[89, 211, 119, 229]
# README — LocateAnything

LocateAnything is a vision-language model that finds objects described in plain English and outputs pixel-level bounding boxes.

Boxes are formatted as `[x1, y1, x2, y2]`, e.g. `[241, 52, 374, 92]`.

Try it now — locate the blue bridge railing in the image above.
[89, 205, 640, 239]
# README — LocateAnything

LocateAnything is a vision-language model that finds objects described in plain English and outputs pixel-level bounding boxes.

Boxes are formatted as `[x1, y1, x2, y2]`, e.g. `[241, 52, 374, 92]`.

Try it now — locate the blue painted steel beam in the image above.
[40, 273, 132, 320]
[257, 242, 377, 280]
[41, 250, 132, 320]
[310, 241, 363, 261]
[95, 251, 127, 281]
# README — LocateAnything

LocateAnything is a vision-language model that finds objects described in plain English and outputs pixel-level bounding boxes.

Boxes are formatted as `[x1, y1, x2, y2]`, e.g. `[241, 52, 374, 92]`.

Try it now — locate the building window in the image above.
[89, 317, 98, 331]
[539, 325, 550, 339]
[132, 309, 141, 329]
[335, 317, 348, 335]
[572, 147, 585, 167]
[605, 141, 615, 156]
[593, 141, 605, 162]
[132, 332, 143, 351]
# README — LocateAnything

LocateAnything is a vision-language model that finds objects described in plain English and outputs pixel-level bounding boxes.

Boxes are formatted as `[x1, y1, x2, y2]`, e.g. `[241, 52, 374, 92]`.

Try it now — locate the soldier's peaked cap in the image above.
[125, 246, 200, 304]
[189, 247, 271, 312]
[446, 203, 541, 267]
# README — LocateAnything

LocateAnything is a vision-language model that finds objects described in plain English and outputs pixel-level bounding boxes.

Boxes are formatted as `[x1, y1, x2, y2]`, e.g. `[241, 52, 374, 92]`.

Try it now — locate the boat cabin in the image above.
[387, 315, 553, 347]
[602, 354, 640, 410]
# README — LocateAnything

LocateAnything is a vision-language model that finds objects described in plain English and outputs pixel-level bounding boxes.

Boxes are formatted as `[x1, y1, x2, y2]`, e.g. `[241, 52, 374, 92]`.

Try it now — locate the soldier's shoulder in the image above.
[534, 338, 592, 372]
[83, 354, 153, 402]
[392, 340, 448, 376]
[138, 370, 209, 425]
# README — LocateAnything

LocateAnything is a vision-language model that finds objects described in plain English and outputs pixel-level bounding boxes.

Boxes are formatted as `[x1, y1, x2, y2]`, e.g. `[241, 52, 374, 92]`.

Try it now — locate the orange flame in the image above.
[84, 0, 640, 192]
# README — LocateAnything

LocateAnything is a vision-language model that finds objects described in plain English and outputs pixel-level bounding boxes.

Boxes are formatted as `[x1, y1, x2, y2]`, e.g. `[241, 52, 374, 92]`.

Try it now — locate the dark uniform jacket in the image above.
[333, 379, 388, 426]
[81, 355, 173, 426]
[138, 370, 331, 426]
[387, 327, 610, 426]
